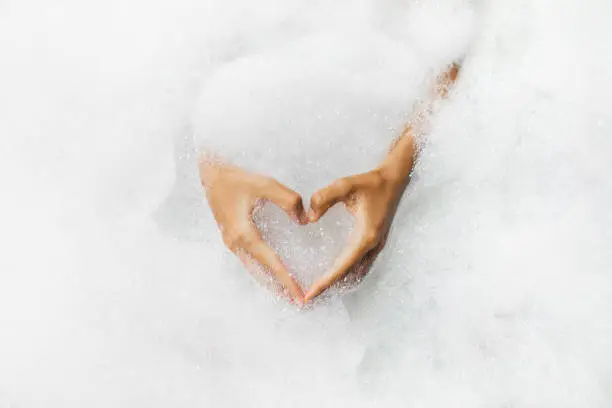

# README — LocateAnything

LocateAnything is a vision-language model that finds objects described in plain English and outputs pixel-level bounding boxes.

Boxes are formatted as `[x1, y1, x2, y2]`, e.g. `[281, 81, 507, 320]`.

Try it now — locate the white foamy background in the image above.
[1, 0, 611, 407]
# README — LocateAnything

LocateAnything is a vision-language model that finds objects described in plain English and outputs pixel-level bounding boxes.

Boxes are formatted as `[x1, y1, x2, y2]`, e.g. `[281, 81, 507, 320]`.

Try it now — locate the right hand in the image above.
[199, 157, 308, 304]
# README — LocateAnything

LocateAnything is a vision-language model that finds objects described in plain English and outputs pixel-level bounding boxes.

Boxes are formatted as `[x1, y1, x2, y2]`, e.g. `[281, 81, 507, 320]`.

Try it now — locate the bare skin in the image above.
[199, 63, 460, 305]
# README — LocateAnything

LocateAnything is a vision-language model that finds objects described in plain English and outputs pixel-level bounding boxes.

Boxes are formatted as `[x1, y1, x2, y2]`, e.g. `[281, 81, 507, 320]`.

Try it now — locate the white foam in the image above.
[1, 0, 611, 406]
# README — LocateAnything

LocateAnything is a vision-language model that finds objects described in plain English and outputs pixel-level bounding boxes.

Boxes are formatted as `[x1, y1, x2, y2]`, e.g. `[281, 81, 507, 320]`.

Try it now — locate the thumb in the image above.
[309, 178, 353, 222]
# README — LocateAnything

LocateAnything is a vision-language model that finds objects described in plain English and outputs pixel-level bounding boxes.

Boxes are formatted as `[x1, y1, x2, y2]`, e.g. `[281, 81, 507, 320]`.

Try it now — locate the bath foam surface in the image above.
[0, 0, 611, 407]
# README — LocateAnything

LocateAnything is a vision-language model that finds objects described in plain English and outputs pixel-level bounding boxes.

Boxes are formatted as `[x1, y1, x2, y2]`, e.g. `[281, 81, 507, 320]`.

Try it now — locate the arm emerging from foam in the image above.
[303, 63, 461, 302]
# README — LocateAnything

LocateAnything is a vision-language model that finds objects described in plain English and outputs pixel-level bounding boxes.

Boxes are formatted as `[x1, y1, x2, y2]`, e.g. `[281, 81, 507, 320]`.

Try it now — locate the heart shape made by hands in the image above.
[253, 200, 355, 293]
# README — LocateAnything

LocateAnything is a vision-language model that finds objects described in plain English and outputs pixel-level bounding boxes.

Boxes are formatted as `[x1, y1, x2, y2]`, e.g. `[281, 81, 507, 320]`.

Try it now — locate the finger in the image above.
[309, 178, 354, 222]
[264, 179, 308, 224]
[346, 242, 384, 285]
[243, 231, 305, 303]
[235, 250, 300, 304]
[304, 233, 377, 302]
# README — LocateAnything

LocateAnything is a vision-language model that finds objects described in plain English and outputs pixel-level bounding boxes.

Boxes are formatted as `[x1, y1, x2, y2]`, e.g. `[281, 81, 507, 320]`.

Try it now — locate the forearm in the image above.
[379, 129, 417, 185]
[378, 63, 460, 186]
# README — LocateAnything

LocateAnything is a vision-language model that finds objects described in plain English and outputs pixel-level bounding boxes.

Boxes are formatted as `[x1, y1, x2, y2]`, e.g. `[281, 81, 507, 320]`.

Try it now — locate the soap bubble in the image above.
[0, 0, 611, 407]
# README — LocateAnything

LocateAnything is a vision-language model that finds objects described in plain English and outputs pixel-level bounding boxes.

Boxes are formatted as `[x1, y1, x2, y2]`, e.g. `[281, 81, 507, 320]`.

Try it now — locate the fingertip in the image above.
[303, 288, 318, 303]
[291, 280, 305, 301]
[283, 287, 304, 306]
[307, 209, 319, 223]
[291, 213, 307, 225]
[289, 286, 305, 304]
[298, 211, 309, 225]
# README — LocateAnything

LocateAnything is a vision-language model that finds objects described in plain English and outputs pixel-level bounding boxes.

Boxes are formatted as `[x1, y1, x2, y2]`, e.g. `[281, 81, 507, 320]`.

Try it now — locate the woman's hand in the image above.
[200, 157, 308, 304]
[304, 162, 411, 302]
[303, 62, 460, 302]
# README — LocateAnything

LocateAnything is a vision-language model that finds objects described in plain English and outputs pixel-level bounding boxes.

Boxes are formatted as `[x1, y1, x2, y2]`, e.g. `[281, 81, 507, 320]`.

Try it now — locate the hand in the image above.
[300, 63, 460, 302]
[304, 167, 409, 302]
[200, 158, 308, 304]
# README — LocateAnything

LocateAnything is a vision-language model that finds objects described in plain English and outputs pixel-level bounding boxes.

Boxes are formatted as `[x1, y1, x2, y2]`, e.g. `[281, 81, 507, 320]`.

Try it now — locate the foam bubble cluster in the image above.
[0, 0, 611, 407]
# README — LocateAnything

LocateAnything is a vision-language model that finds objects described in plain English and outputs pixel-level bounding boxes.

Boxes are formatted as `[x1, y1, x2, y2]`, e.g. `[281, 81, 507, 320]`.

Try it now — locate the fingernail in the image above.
[308, 210, 316, 222]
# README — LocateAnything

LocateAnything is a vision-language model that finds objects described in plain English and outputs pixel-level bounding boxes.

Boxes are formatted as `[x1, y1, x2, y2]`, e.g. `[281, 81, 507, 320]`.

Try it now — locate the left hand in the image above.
[304, 167, 408, 302]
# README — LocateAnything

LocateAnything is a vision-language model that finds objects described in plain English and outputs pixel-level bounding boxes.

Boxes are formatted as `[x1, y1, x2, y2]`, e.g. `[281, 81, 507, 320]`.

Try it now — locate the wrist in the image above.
[378, 157, 411, 188]
[378, 132, 417, 188]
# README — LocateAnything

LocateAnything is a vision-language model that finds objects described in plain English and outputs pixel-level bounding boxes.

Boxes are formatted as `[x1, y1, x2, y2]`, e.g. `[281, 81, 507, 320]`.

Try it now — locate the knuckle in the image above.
[333, 178, 352, 192]
[287, 193, 302, 210]
[222, 229, 250, 250]
[310, 191, 325, 209]
[240, 232, 255, 247]
[260, 176, 278, 190]
[367, 170, 385, 188]
[362, 230, 379, 248]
